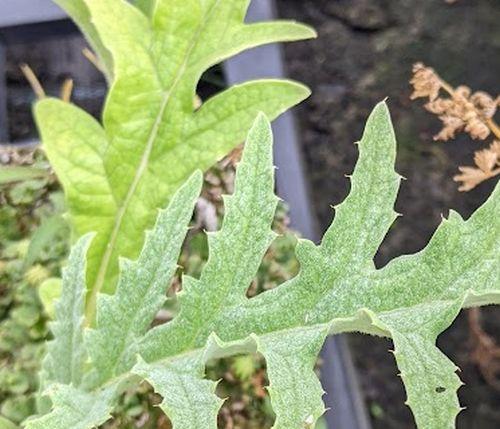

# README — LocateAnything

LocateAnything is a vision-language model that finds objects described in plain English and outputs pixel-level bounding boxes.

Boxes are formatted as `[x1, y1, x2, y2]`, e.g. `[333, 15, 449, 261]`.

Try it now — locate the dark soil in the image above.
[275, 0, 500, 427]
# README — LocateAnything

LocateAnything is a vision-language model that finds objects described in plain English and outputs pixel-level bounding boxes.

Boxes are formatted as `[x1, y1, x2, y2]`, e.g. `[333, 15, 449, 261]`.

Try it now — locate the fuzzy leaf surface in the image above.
[37, 0, 315, 321]
[133, 354, 223, 429]
[42, 234, 92, 388]
[140, 104, 499, 428]
[36, 106, 499, 429]
[85, 172, 202, 385]
[141, 113, 279, 360]
[25, 384, 115, 429]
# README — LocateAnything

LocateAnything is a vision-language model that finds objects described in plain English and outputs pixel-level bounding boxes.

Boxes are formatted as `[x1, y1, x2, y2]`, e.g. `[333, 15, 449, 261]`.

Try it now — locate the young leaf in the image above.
[37, 0, 315, 323]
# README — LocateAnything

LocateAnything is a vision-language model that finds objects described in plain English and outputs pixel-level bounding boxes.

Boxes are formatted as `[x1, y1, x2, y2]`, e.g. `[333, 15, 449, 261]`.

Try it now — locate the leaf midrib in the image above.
[92, 272, 498, 398]
[86, 3, 220, 322]
[201, 217, 499, 343]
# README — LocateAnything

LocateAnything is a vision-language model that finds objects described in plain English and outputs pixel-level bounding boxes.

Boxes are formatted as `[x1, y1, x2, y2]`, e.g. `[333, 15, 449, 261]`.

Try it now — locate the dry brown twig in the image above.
[21, 63, 76, 106]
[19, 63, 46, 99]
[60, 78, 74, 103]
[82, 47, 106, 74]
[410, 62, 500, 191]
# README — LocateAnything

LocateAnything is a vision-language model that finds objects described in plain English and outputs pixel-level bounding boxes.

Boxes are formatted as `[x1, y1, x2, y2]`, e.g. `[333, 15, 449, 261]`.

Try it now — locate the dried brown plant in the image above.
[410, 62, 500, 191]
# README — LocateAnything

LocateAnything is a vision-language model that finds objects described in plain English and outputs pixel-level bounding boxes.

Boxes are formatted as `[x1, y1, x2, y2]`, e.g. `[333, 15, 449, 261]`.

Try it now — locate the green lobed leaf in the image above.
[141, 113, 279, 361]
[140, 105, 499, 428]
[85, 172, 202, 386]
[136, 106, 401, 426]
[131, 113, 283, 427]
[38, 0, 315, 323]
[207, 101, 401, 338]
[36, 106, 499, 428]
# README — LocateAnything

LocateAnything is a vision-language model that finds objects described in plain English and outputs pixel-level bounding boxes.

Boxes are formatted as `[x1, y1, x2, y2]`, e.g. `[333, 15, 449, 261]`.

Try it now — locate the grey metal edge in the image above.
[0, 43, 7, 141]
[0, 0, 66, 28]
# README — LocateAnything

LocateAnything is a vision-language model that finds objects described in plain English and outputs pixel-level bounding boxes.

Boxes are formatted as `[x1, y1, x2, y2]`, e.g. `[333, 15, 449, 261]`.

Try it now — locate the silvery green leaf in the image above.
[86, 172, 202, 385]
[42, 234, 92, 387]
[37, 103, 499, 428]
[25, 384, 115, 429]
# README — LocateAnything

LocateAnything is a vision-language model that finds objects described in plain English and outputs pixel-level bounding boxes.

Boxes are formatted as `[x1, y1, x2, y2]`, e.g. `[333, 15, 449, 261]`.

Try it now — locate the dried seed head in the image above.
[410, 63, 442, 101]
[454, 140, 500, 191]
[410, 62, 499, 144]
[465, 118, 491, 140]
[453, 167, 488, 192]
[434, 115, 464, 141]
[411, 63, 500, 191]
[474, 148, 498, 173]
[470, 91, 498, 120]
